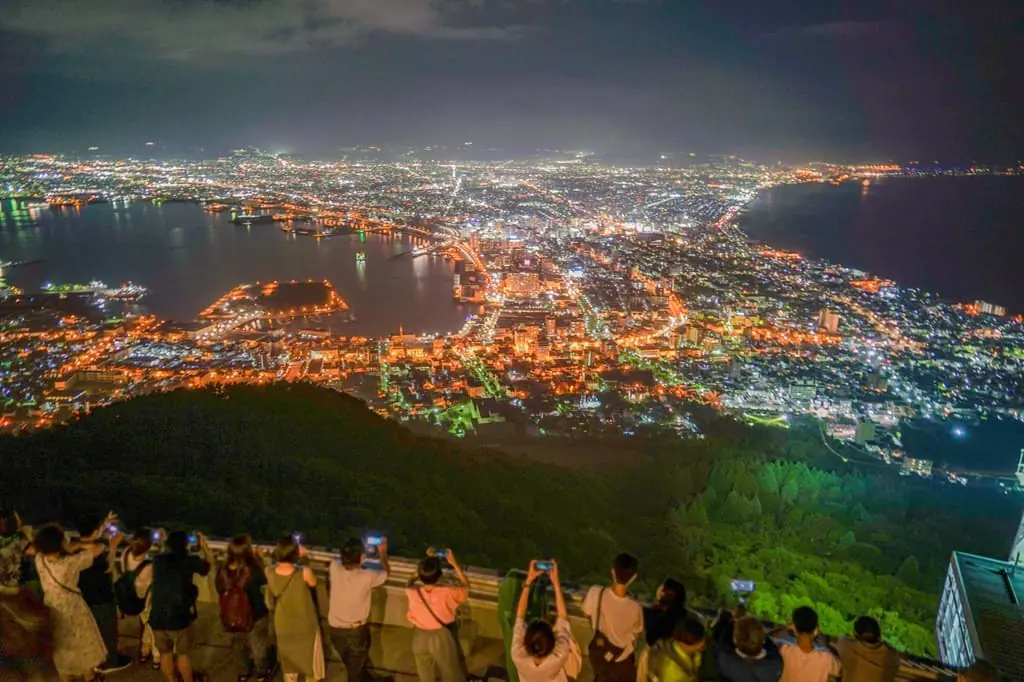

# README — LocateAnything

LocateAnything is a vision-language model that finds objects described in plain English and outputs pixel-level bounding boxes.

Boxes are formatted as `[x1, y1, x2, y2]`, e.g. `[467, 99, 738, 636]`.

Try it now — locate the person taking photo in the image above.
[510, 560, 573, 682]
[771, 606, 841, 682]
[328, 537, 391, 682]
[138, 530, 213, 682]
[406, 549, 470, 682]
[33, 515, 115, 682]
[74, 515, 133, 674]
[120, 528, 159, 669]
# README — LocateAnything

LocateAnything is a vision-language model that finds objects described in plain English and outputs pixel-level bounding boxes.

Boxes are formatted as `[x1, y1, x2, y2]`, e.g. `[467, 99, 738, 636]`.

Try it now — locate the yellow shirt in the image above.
[649, 640, 702, 682]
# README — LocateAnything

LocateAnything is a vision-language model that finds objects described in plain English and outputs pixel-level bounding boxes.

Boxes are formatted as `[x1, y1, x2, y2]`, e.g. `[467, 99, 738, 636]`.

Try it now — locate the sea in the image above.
[740, 175, 1024, 313]
[0, 200, 477, 338]
[741, 175, 1024, 475]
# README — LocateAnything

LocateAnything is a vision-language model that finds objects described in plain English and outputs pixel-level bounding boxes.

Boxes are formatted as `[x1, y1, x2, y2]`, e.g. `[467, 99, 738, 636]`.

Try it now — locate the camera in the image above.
[104, 522, 120, 538]
[432, 548, 449, 559]
[534, 560, 554, 571]
[292, 532, 303, 545]
[187, 532, 200, 551]
[151, 529, 162, 544]
[730, 578, 756, 605]
[365, 535, 385, 560]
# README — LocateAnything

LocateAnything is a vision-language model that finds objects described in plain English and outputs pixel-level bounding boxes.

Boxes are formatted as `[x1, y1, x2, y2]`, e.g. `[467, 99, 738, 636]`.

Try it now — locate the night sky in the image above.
[1, 0, 1022, 162]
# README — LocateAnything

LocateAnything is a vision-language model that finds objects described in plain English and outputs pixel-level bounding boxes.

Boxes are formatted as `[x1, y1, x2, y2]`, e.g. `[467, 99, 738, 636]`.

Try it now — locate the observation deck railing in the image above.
[20, 538, 959, 681]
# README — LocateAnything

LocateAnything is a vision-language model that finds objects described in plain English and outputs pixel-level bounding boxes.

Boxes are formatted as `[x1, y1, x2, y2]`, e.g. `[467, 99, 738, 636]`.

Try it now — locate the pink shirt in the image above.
[406, 584, 469, 630]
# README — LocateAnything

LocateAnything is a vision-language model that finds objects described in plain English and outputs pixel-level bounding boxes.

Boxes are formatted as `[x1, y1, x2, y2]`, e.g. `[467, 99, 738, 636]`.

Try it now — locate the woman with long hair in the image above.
[216, 534, 271, 682]
[511, 560, 573, 682]
[643, 579, 687, 646]
[265, 536, 324, 682]
[33, 516, 113, 682]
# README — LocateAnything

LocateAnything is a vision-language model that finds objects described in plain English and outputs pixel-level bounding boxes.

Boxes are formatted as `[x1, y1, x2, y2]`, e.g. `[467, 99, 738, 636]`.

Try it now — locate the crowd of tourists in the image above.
[0, 509, 1005, 682]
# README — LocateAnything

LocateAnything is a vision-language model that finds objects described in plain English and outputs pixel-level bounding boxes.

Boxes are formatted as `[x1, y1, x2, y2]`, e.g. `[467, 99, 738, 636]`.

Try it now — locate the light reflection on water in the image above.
[0, 201, 471, 337]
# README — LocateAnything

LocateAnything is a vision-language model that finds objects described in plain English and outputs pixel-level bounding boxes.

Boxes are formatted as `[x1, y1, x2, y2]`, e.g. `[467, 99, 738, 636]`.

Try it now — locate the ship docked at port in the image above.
[41, 280, 148, 301]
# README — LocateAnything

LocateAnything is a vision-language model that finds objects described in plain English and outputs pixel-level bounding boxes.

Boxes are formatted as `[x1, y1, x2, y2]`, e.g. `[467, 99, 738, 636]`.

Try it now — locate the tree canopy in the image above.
[1, 383, 1020, 658]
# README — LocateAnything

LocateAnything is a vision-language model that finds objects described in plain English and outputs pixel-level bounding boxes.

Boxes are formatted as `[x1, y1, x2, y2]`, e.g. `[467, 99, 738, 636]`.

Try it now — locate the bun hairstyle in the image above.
[524, 621, 556, 658]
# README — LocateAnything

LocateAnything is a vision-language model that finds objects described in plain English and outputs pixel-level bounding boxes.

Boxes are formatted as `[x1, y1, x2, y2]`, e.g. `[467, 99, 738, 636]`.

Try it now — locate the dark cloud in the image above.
[0, 0, 526, 59]
[0, 0, 1021, 161]
[762, 20, 897, 41]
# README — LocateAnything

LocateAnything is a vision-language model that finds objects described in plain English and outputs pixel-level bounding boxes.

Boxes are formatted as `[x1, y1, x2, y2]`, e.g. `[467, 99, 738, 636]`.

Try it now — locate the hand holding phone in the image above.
[365, 535, 386, 560]
[730, 579, 756, 605]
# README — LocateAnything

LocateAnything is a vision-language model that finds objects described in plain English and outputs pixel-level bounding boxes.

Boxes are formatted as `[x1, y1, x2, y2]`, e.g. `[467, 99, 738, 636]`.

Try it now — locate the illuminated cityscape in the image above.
[1, 152, 1022, 487]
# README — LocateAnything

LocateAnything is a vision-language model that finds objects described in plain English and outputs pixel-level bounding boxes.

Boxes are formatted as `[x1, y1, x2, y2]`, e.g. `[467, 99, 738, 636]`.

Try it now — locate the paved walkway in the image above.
[1, 603, 508, 682]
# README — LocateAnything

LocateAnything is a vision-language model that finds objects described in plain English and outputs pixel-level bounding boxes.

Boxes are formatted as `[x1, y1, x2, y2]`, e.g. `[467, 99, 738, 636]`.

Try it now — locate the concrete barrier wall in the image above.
[175, 542, 948, 682]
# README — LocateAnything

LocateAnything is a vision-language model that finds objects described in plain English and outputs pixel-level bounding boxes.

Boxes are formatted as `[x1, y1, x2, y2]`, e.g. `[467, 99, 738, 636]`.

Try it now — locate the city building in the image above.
[855, 419, 876, 444]
[975, 300, 1007, 317]
[818, 308, 841, 334]
[789, 382, 818, 404]
[935, 551, 1024, 679]
[504, 271, 542, 297]
[901, 457, 933, 477]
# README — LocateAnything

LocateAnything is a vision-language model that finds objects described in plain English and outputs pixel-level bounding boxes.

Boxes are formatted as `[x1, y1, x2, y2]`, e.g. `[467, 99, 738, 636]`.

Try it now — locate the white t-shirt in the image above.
[122, 551, 154, 596]
[582, 585, 643, 659]
[776, 641, 842, 682]
[328, 562, 389, 627]
[511, 617, 573, 682]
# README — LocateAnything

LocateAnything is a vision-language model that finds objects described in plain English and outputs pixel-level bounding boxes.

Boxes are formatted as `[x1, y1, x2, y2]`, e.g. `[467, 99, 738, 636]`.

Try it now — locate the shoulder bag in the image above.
[38, 556, 82, 595]
[588, 587, 628, 670]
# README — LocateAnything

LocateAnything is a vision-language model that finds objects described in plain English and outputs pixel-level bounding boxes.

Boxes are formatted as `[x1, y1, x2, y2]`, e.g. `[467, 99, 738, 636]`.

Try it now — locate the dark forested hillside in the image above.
[1, 383, 1020, 657]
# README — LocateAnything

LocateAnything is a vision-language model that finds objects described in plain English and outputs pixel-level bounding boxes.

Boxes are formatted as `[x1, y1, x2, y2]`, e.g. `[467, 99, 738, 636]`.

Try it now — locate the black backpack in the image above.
[148, 555, 200, 631]
[114, 557, 151, 616]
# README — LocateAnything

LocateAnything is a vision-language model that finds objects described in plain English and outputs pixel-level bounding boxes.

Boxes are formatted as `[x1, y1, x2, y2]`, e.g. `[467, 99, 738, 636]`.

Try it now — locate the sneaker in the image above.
[96, 654, 134, 674]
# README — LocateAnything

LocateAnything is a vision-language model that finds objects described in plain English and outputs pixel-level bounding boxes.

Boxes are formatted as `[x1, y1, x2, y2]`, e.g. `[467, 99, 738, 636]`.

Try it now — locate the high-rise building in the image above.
[975, 300, 1007, 317]
[935, 552, 1024, 680]
[818, 308, 841, 334]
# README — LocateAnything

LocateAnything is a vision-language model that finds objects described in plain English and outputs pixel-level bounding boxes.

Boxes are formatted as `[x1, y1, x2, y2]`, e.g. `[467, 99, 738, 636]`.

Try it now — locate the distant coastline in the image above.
[739, 175, 1024, 314]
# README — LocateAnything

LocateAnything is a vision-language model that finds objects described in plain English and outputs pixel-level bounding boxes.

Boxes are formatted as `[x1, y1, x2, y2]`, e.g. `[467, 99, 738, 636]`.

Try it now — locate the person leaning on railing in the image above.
[769, 606, 841, 682]
[646, 613, 709, 682]
[834, 616, 899, 682]
[711, 607, 782, 682]
[327, 537, 391, 682]
[266, 535, 326, 682]
[510, 560, 576, 682]
[406, 549, 471, 682]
